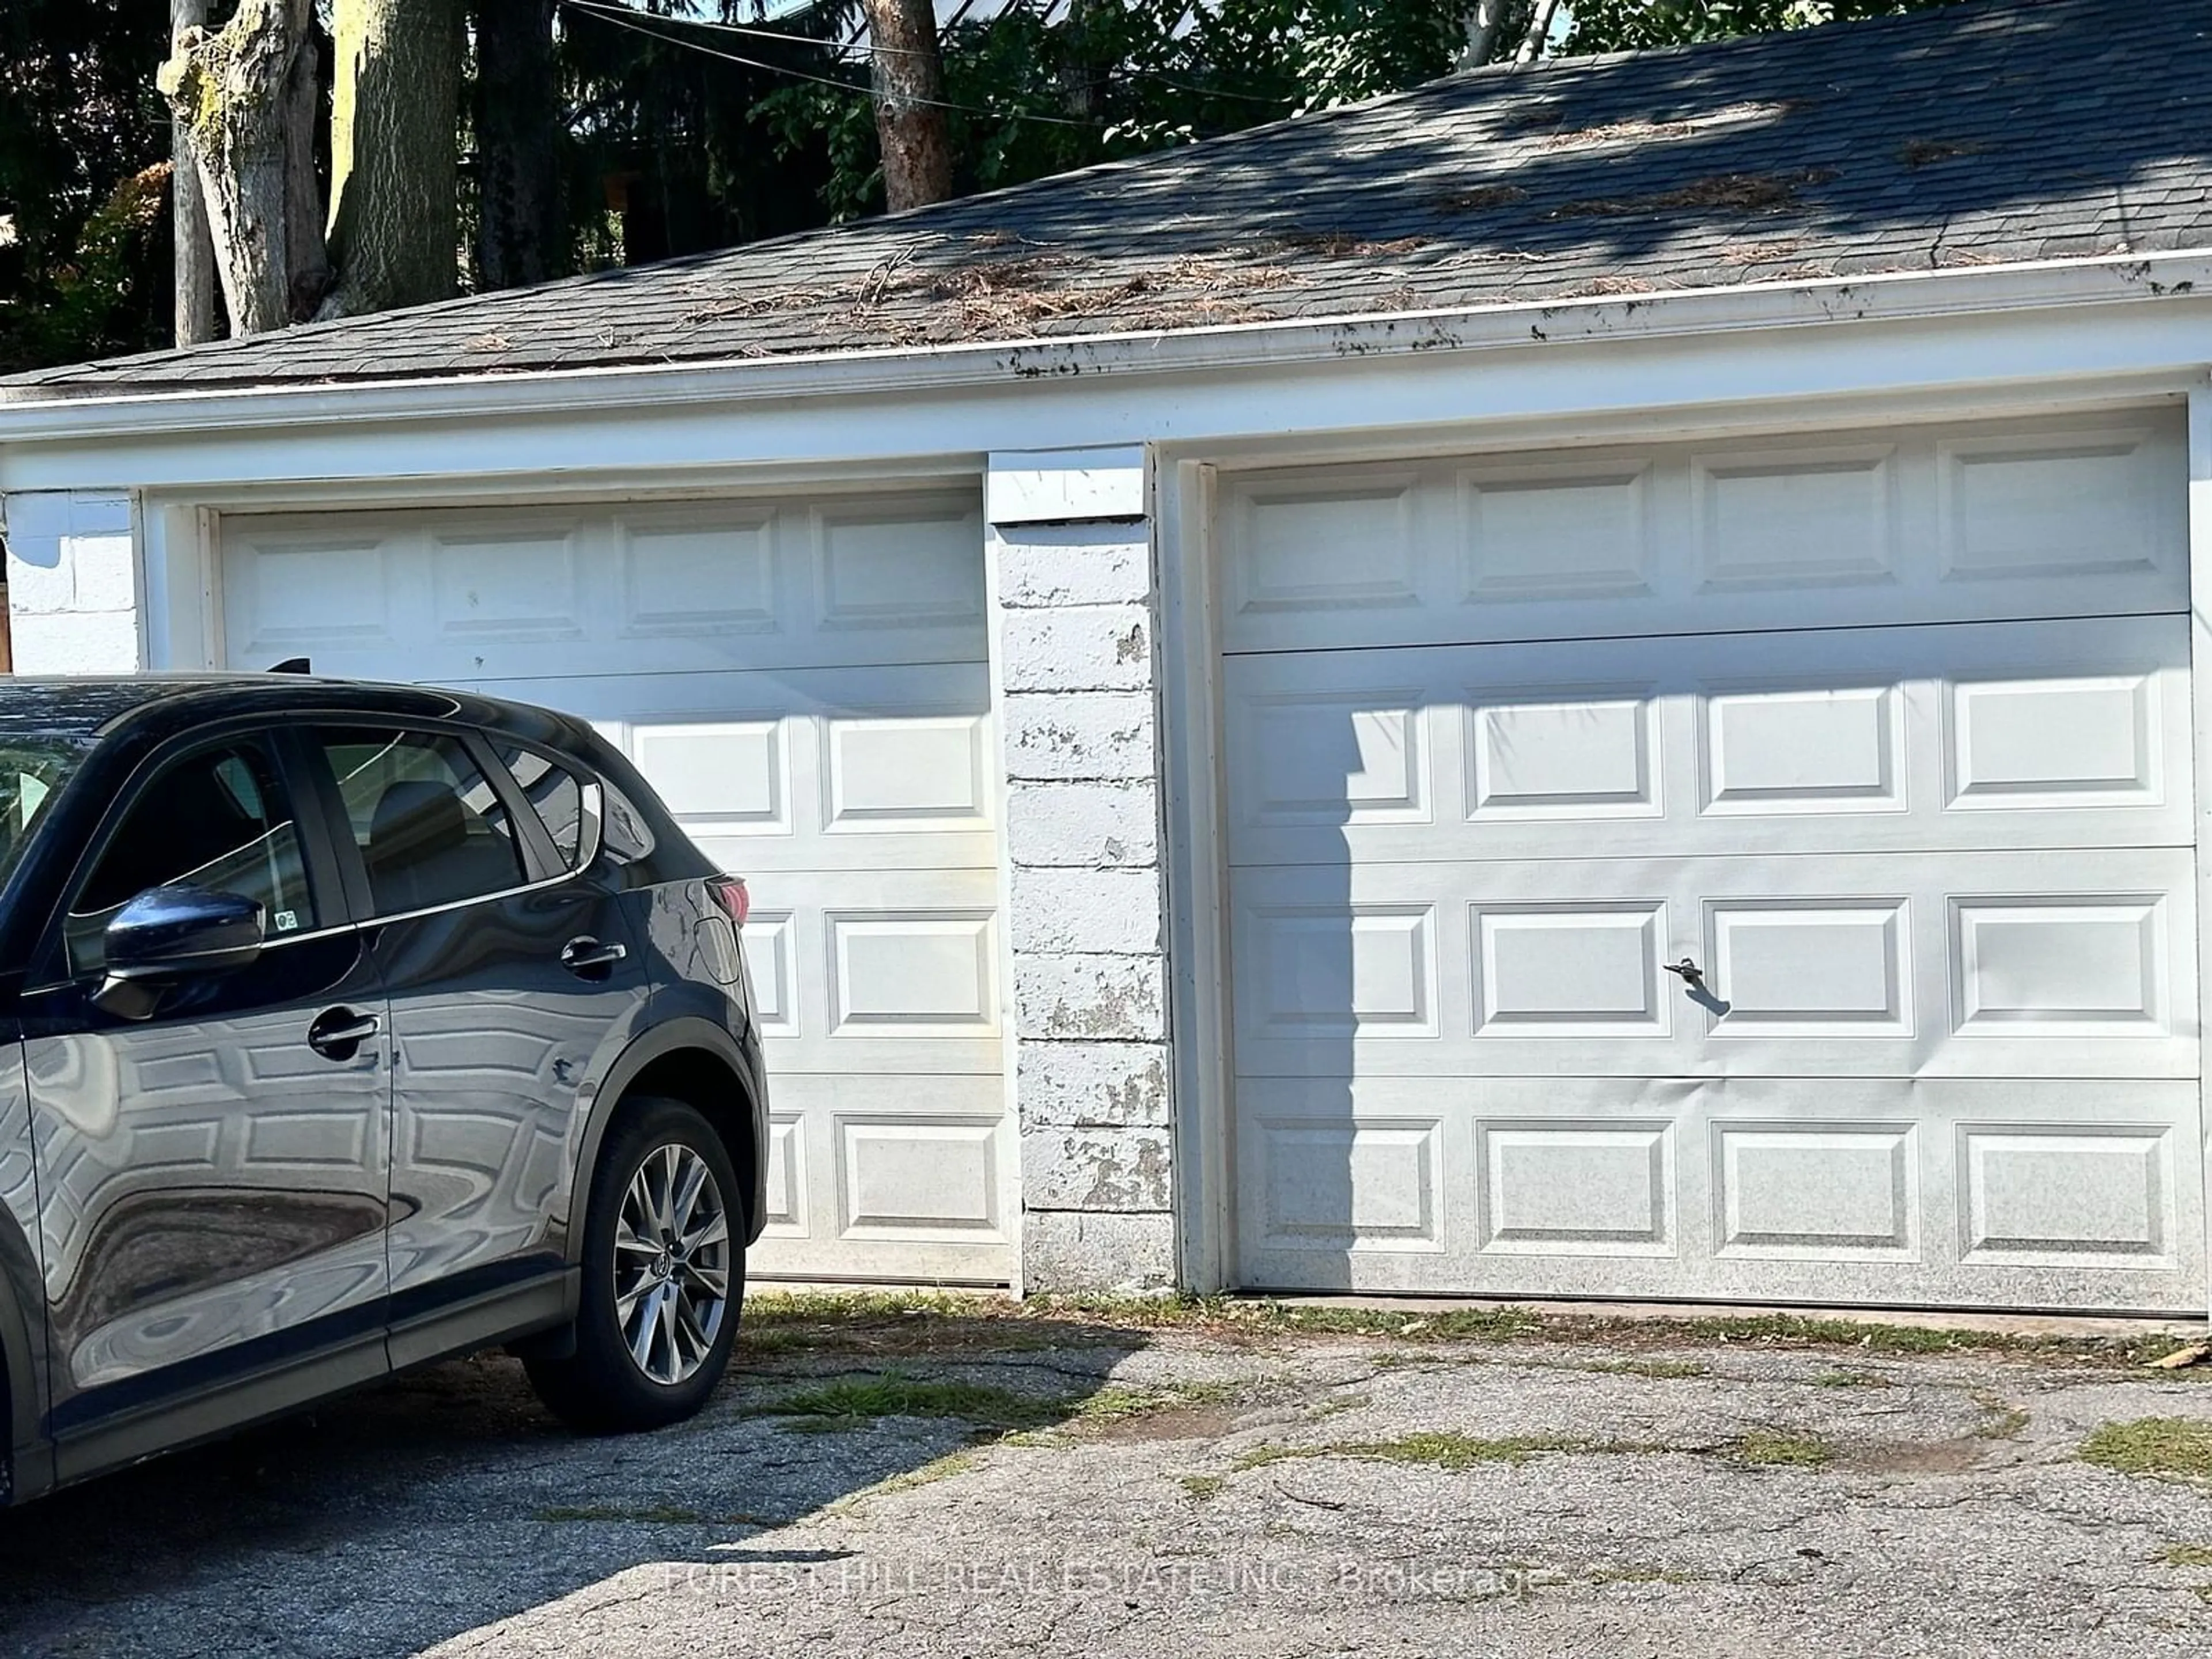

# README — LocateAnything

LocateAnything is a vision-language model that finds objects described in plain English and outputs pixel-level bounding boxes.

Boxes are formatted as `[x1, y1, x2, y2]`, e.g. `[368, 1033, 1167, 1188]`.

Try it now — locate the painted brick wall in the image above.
[2, 491, 142, 674]
[986, 449, 1176, 1291]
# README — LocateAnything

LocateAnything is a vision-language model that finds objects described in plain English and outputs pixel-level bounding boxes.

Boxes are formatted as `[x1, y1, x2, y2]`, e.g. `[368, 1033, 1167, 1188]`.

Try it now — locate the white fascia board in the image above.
[1, 249, 2206, 440]
[1, 252, 2209, 494]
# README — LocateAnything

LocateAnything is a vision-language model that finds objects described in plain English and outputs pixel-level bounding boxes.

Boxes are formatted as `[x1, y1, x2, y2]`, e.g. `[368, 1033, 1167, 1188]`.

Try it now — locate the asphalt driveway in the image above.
[5, 1298, 2212, 1657]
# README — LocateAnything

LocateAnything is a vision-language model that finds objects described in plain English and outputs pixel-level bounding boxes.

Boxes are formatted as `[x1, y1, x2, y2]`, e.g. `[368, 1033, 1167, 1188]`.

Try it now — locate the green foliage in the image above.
[753, 0, 1963, 228]
[0, 0, 175, 373]
[749, 1366, 1068, 1429]
[558, 1, 856, 264]
[2080, 1418, 2212, 1480]
[762, 0, 1492, 222]
[1562, 0, 1959, 54]
[0, 0, 1972, 371]
[1733, 1429, 1833, 1466]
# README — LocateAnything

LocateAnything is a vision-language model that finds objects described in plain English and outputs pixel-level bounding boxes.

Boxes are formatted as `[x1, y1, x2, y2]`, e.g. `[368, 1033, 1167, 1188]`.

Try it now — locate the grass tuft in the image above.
[1338, 1431, 1589, 1468]
[2081, 1418, 2212, 1479]
[1810, 1370, 1891, 1389]
[1733, 1430, 1832, 1467]
[1582, 1357, 1710, 1380]
[752, 1369, 1062, 1431]
[1586, 1563, 1705, 1586]
[1229, 1443, 1308, 1473]
[737, 1288, 2209, 1372]
[1231, 1432, 1671, 1473]
[1179, 1473, 1226, 1501]
[2161, 1543, 2212, 1567]
[1971, 1392, 2030, 1440]
[1310, 1392, 1372, 1419]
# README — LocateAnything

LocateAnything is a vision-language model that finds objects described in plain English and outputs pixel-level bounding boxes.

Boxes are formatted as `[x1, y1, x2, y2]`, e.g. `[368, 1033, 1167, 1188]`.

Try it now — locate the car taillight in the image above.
[708, 874, 750, 928]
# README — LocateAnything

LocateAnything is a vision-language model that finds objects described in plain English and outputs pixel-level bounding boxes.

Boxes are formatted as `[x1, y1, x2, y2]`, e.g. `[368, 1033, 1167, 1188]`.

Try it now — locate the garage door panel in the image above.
[728, 868, 1005, 1077]
[1224, 614, 2191, 866]
[1236, 1076, 2203, 1309]
[1218, 411, 2186, 655]
[224, 494, 987, 680]
[225, 489, 1012, 1287]
[472, 662, 997, 874]
[748, 1074, 1014, 1285]
[1224, 410, 2198, 1312]
[1232, 850, 2195, 1080]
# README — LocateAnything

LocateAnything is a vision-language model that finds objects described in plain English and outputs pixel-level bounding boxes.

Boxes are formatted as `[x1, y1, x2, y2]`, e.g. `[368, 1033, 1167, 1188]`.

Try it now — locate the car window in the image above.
[0, 734, 95, 889]
[599, 777, 655, 863]
[66, 737, 315, 977]
[310, 727, 527, 916]
[495, 744, 587, 870]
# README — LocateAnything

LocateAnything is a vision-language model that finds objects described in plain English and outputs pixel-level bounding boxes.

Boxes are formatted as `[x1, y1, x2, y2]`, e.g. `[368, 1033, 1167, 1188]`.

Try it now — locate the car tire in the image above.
[525, 1095, 745, 1434]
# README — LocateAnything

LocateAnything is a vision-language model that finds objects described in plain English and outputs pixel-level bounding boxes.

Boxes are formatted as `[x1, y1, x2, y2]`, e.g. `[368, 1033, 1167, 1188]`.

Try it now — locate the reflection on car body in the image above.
[0, 672, 767, 1503]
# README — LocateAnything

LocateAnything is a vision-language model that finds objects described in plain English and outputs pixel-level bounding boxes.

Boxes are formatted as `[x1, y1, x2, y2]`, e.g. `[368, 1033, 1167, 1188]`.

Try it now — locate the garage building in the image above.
[4, 0, 2210, 1313]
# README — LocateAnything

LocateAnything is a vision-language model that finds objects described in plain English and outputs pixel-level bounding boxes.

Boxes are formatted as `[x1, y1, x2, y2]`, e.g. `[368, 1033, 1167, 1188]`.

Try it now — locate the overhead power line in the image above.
[559, 0, 1106, 127]
[559, 0, 1287, 115]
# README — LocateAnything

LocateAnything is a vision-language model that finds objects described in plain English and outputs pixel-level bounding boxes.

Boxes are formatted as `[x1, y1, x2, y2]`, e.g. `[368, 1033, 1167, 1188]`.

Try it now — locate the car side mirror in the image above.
[93, 886, 265, 1017]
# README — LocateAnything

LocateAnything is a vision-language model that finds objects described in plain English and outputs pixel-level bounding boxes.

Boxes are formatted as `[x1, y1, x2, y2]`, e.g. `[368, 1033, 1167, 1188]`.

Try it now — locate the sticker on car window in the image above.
[274, 909, 300, 933]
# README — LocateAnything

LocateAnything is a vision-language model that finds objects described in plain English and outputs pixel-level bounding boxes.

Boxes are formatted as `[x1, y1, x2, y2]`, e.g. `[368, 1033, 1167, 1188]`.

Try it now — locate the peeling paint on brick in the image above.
[1016, 955, 1165, 1041]
[1024, 1126, 1173, 1212]
[1022, 1210, 1176, 1292]
[1020, 1044, 1171, 1126]
[1008, 781, 1158, 869]
[991, 451, 1174, 1291]
[1005, 693, 1156, 782]
[1001, 605, 1154, 693]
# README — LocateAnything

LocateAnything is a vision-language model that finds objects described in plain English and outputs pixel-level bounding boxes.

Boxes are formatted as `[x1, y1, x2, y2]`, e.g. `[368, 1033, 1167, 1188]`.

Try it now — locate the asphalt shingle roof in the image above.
[9, 0, 2206, 396]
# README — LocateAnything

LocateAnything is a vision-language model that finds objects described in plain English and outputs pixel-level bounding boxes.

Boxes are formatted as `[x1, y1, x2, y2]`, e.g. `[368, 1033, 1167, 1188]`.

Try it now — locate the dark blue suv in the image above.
[0, 675, 767, 1504]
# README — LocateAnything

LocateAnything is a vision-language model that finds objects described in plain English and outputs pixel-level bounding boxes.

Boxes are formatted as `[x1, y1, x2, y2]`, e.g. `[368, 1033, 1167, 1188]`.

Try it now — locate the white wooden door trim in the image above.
[2185, 377, 2212, 1320]
[1160, 457, 1235, 1291]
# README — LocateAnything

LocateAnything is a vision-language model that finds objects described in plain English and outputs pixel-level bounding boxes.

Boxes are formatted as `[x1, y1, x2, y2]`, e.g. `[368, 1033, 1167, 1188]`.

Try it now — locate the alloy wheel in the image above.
[611, 1141, 732, 1385]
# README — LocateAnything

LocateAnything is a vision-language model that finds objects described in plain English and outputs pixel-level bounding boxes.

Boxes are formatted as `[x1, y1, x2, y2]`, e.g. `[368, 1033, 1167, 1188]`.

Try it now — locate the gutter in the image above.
[0, 249, 2206, 447]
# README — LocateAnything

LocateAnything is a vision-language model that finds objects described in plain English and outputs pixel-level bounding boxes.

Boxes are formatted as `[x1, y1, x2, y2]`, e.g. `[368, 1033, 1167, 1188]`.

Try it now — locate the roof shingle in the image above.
[9, 0, 2206, 396]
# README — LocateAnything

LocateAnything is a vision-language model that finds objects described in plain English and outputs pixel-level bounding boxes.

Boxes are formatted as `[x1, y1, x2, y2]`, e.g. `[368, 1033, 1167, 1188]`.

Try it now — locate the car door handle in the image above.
[561, 937, 628, 978]
[308, 1006, 380, 1061]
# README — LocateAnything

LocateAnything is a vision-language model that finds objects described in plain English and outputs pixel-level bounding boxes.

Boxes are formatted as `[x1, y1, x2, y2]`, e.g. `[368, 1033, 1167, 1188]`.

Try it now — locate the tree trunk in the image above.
[470, 0, 563, 291]
[322, 0, 463, 318]
[1515, 0, 1563, 65]
[1061, 0, 1105, 122]
[861, 0, 953, 212]
[171, 0, 219, 345]
[158, 0, 325, 336]
[1460, 0, 1509, 69]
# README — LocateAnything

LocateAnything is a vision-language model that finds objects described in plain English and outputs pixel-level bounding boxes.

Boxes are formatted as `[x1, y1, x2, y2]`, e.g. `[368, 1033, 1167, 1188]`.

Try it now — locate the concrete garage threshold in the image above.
[1269, 1295, 2212, 1345]
[749, 1281, 2211, 1346]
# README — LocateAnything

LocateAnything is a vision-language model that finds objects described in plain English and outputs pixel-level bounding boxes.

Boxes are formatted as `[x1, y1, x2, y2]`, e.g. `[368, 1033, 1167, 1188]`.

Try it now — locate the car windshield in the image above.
[0, 735, 94, 889]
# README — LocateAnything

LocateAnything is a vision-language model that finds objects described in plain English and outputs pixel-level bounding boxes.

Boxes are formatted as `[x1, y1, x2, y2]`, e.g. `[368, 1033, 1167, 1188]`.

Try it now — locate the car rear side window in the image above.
[66, 737, 316, 976]
[309, 728, 527, 916]
[495, 744, 586, 870]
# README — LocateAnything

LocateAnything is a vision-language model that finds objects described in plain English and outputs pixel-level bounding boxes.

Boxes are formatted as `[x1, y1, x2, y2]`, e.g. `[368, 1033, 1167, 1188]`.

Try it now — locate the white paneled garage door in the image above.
[221, 488, 1013, 1285]
[1218, 409, 2205, 1311]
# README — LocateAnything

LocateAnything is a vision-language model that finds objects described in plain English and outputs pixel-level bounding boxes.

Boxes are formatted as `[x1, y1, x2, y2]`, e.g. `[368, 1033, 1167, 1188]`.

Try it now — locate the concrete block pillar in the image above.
[987, 448, 1176, 1292]
[2, 491, 143, 673]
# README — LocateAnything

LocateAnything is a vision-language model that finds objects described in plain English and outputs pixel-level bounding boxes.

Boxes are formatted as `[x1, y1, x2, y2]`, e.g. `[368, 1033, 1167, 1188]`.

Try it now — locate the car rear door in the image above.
[18, 725, 391, 1469]
[293, 723, 650, 1362]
